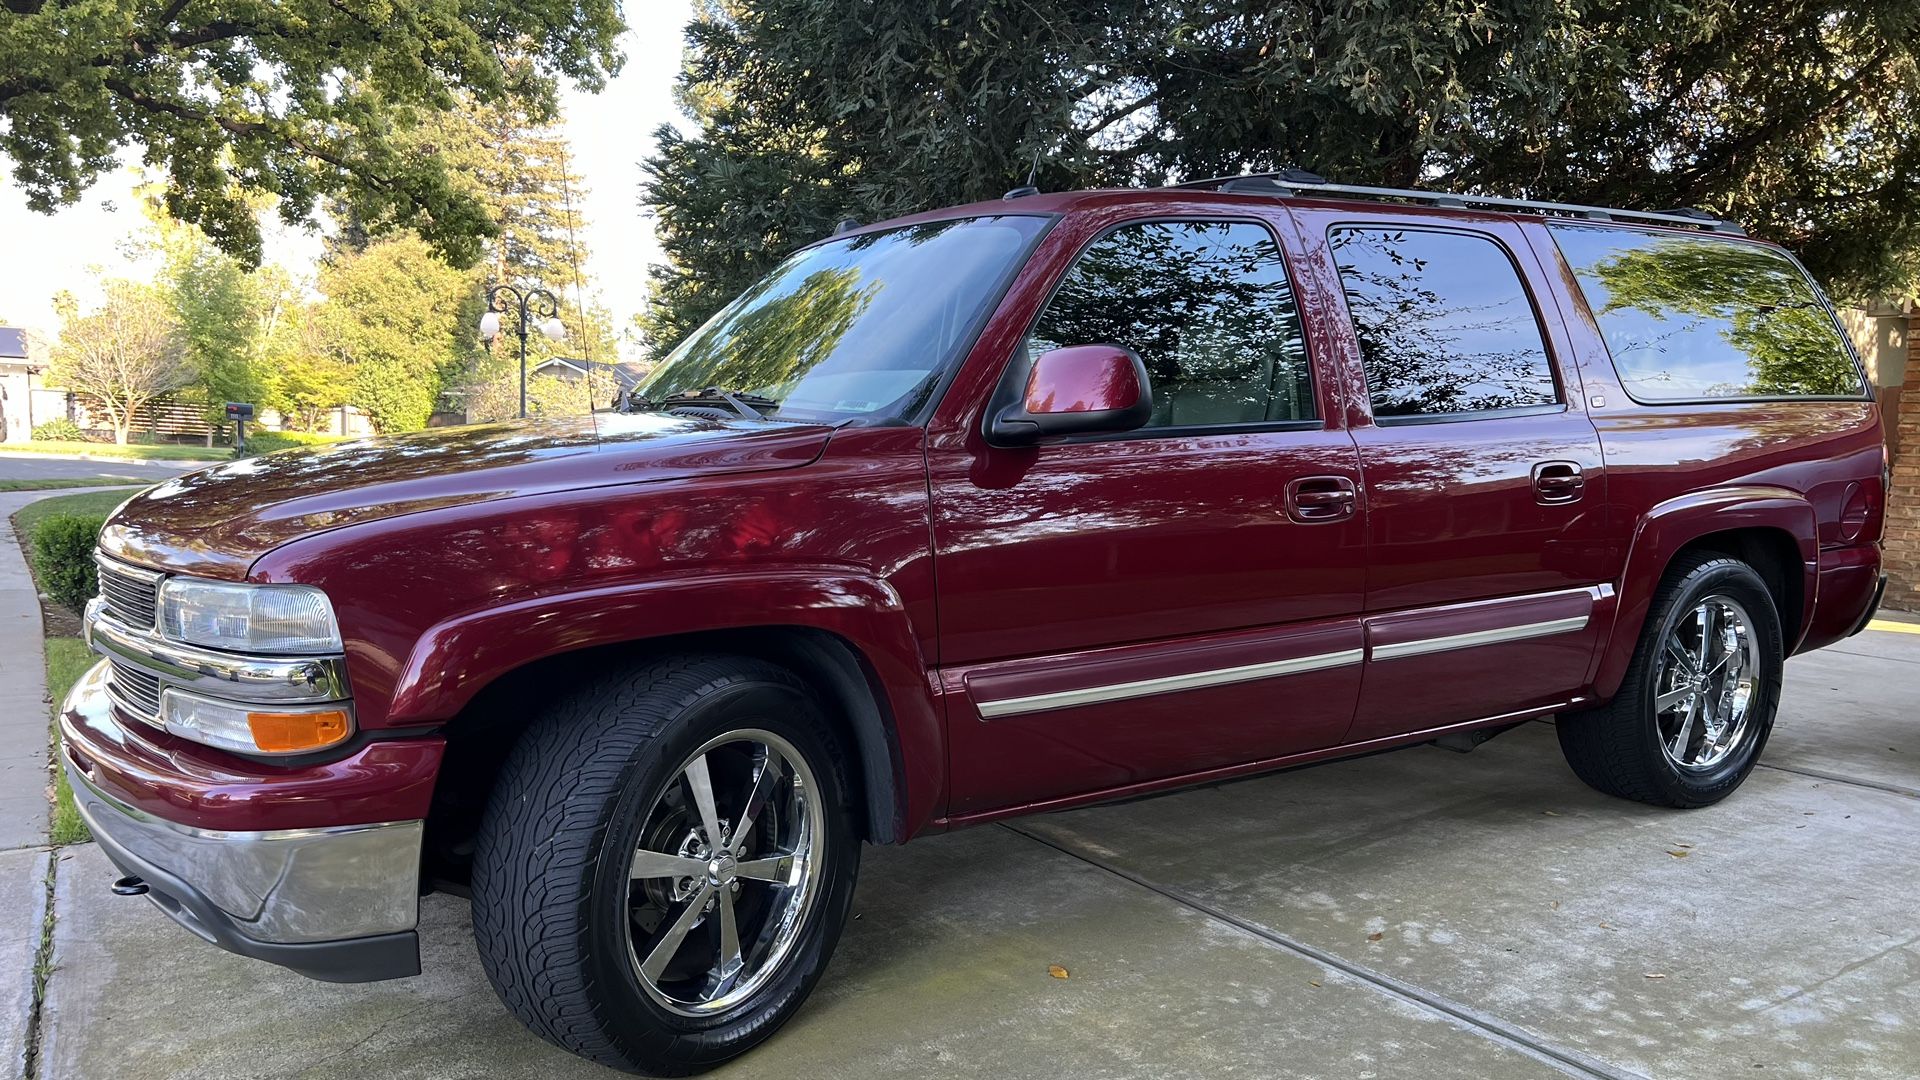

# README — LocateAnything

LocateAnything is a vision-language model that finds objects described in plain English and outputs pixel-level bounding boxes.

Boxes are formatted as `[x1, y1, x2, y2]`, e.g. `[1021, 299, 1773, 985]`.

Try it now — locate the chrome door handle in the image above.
[1287, 476, 1358, 523]
[1531, 461, 1585, 505]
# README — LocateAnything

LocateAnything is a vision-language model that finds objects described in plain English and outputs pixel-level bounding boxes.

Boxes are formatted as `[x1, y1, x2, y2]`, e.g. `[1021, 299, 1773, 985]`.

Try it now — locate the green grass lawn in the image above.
[13, 491, 123, 845]
[0, 477, 151, 492]
[43, 636, 94, 845]
[0, 439, 222, 462]
[12, 489, 139, 537]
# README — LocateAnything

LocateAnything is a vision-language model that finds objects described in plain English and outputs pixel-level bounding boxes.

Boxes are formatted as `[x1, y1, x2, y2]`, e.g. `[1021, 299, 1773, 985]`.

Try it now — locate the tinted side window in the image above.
[1549, 224, 1866, 401]
[1028, 221, 1313, 428]
[1330, 227, 1559, 419]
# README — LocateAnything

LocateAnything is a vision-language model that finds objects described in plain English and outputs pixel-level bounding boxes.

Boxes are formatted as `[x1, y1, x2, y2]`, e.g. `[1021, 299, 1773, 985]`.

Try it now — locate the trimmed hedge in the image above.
[31, 513, 108, 614]
[239, 430, 349, 456]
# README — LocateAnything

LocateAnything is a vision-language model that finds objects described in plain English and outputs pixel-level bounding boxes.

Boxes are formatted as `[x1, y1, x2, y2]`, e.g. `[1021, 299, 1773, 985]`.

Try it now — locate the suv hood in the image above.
[99, 413, 834, 578]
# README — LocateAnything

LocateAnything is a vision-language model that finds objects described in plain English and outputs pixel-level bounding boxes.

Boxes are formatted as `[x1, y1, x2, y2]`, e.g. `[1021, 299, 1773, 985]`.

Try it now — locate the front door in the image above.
[929, 215, 1368, 814]
[1293, 213, 1618, 741]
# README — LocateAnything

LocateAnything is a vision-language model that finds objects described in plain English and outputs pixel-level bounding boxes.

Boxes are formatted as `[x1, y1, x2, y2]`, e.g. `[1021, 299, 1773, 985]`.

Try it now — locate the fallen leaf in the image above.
[1367, 932, 1384, 942]
[1645, 973, 1667, 980]
[1551, 900, 1561, 910]
[1048, 964, 1069, 979]
[1674, 843, 1693, 849]
[1542, 810, 1561, 817]
[1598, 922, 1615, 930]
[1667, 849, 1690, 858]
[1309, 980, 1322, 988]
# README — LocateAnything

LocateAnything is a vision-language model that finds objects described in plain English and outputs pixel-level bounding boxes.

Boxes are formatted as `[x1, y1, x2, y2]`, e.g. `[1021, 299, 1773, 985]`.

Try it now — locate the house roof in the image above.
[0, 327, 28, 360]
[532, 356, 645, 391]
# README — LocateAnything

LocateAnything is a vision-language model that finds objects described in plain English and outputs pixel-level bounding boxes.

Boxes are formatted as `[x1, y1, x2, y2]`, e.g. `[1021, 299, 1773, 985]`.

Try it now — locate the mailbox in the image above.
[225, 402, 255, 421]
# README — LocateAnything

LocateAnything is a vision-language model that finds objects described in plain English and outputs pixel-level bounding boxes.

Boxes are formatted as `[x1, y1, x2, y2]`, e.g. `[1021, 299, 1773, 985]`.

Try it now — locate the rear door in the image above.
[1288, 210, 1618, 741]
[928, 211, 1367, 814]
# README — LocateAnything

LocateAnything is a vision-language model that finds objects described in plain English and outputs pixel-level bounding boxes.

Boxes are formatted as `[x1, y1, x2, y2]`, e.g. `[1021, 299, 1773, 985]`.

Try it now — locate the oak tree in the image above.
[1, 0, 624, 267]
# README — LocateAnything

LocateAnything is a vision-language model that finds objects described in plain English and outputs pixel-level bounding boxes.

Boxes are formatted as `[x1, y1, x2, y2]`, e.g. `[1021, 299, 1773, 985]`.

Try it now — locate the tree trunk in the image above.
[113, 422, 130, 445]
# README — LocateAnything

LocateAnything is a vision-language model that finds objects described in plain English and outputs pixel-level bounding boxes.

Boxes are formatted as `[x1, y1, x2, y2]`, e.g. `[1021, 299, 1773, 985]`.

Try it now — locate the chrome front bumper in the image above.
[67, 754, 425, 982]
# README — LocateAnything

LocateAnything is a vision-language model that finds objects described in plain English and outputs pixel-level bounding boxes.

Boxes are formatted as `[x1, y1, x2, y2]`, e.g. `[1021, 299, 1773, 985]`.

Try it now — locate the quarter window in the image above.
[1027, 220, 1314, 429]
[1330, 227, 1559, 419]
[1549, 224, 1867, 401]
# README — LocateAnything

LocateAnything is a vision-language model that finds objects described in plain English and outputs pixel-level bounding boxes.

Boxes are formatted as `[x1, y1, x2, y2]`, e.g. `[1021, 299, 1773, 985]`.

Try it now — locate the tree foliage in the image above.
[48, 280, 192, 444]
[339, 88, 619, 421]
[140, 203, 273, 420]
[316, 235, 480, 433]
[0, 0, 625, 267]
[641, 0, 1920, 349]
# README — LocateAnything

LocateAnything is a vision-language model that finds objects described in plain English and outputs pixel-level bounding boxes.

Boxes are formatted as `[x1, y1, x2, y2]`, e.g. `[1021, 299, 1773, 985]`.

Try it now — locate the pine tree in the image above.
[412, 91, 622, 420]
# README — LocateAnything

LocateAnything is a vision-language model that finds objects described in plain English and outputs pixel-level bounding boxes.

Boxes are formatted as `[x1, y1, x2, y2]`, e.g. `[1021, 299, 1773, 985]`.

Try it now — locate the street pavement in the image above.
[14, 628, 1920, 1080]
[0, 453, 201, 484]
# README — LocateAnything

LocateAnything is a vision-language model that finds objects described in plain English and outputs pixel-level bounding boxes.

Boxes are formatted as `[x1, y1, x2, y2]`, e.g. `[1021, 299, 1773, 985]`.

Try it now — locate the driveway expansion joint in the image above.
[1001, 822, 1645, 1080]
[1754, 762, 1920, 801]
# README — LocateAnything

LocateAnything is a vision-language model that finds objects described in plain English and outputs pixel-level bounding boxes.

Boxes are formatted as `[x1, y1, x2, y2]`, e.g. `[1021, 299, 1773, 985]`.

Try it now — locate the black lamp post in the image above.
[479, 284, 566, 418]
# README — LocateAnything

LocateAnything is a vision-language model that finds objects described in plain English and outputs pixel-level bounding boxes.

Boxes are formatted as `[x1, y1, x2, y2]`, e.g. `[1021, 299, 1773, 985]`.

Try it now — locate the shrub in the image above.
[238, 429, 347, 457]
[31, 418, 86, 442]
[31, 513, 108, 614]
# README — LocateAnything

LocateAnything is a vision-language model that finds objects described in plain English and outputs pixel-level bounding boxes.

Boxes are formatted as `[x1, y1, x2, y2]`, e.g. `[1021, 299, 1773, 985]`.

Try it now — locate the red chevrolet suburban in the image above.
[62, 175, 1887, 1075]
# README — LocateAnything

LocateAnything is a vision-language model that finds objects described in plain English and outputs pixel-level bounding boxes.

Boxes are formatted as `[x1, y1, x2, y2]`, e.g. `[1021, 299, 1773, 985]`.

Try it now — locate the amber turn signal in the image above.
[247, 709, 352, 753]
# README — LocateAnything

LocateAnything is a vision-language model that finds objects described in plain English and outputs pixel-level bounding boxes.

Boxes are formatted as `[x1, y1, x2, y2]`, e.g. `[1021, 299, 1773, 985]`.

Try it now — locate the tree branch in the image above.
[102, 78, 391, 190]
[1080, 91, 1160, 145]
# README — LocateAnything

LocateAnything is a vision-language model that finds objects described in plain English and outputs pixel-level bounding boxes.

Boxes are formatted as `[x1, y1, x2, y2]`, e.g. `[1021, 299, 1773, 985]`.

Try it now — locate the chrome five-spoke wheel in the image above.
[1557, 554, 1783, 808]
[624, 729, 826, 1016]
[1652, 593, 1760, 772]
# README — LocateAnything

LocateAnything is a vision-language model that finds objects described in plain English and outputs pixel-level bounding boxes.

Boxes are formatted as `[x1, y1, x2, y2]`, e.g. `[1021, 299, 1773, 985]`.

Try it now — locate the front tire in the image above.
[471, 655, 859, 1075]
[1558, 554, 1784, 808]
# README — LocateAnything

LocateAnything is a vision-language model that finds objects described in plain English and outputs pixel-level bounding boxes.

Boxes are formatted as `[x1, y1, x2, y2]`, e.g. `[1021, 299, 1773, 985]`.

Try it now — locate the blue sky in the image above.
[0, 0, 695, 355]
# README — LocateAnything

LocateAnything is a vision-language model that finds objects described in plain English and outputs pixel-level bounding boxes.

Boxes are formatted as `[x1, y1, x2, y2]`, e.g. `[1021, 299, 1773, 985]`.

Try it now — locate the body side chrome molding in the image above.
[1370, 615, 1591, 662]
[976, 648, 1364, 719]
[974, 584, 1606, 719]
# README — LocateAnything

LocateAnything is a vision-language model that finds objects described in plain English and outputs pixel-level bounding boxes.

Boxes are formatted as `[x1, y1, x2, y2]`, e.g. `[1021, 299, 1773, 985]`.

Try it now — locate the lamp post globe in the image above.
[482, 284, 565, 418]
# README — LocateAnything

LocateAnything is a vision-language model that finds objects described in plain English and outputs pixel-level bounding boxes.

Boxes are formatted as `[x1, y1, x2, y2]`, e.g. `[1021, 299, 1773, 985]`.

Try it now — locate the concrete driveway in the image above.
[21, 627, 1920, 1080]
[0, 453, 200, 483]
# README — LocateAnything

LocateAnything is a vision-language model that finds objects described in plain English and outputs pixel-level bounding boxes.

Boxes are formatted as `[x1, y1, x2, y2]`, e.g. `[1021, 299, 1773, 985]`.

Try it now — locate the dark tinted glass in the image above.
[1549, 224, 1866, 401]
[1028, 221, 1313, 428]
[1330, 228, 1558, 418]
[640, 215, 1048, 422]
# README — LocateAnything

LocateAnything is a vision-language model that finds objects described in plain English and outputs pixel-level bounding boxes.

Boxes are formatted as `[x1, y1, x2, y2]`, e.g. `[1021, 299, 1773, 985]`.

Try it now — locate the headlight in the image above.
[157, 578, 343, 655]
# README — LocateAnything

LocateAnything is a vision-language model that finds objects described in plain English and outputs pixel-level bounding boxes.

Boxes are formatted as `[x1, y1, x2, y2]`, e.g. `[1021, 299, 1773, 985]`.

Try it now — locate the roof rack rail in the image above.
[1169, 173, 1746, 235]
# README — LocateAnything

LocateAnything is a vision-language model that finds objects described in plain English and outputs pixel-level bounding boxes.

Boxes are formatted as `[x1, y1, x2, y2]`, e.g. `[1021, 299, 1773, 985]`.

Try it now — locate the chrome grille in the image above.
[105, 659, 163, 722]
[96, 557, 161, 629]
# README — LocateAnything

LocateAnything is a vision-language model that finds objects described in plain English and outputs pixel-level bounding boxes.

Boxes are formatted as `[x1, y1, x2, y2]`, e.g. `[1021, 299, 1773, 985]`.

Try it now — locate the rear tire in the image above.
[1558, 554, 1784, 808]
[471, 655, 859, 1075]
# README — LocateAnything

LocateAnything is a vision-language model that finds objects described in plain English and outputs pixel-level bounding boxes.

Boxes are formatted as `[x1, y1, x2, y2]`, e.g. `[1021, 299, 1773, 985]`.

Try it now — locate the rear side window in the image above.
[1027, 220, 1314, 429]
[1549, 224, 1867, 401]
[1329, 227, 1559, 420]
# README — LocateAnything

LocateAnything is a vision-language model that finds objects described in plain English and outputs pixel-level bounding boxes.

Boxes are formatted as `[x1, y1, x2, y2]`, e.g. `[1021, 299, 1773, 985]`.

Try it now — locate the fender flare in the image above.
[386, 568, 943, 842]
[1593, 484, 1817, 700]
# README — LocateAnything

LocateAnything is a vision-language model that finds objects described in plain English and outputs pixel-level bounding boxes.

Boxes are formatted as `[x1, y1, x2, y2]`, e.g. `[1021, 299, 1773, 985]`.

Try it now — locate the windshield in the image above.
[637, 215, 1050, 422]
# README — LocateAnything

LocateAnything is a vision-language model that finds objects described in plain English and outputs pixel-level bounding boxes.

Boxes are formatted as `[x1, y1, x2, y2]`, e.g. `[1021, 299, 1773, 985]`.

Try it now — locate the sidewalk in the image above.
[0, 486, 138, 1080]
[0, 487, 129, 850]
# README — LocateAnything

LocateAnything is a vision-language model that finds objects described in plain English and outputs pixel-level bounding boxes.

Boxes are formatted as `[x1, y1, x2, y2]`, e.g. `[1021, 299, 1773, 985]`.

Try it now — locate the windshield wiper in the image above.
[628, 387, 780, 420]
